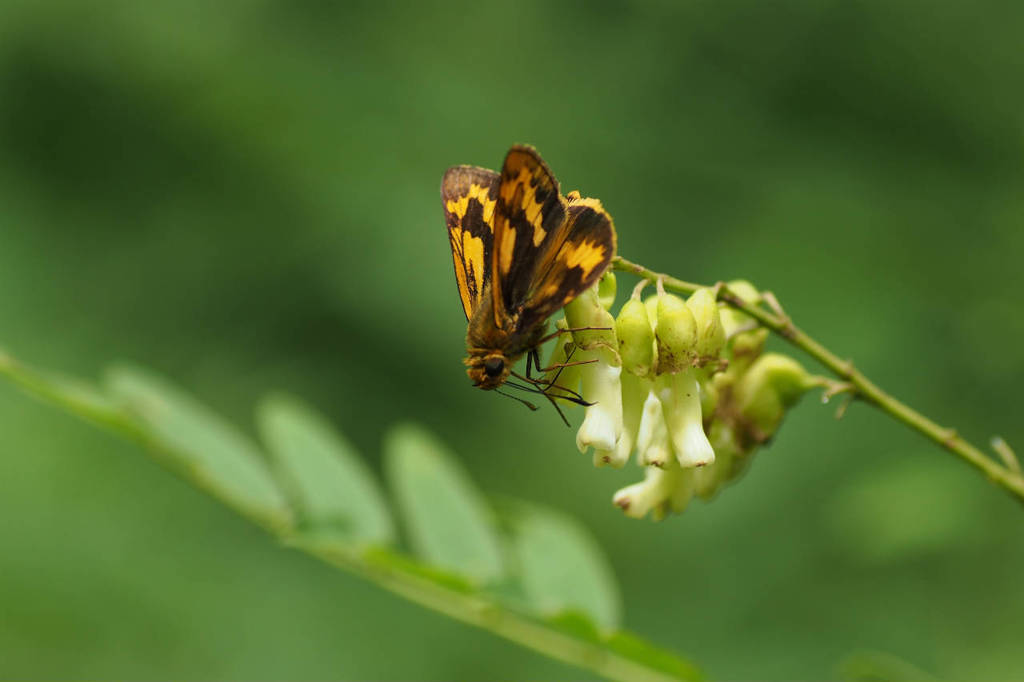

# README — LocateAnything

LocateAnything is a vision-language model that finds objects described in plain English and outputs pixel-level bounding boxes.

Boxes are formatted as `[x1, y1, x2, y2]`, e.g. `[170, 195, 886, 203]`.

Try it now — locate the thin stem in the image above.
[612, 256, 1024, 505]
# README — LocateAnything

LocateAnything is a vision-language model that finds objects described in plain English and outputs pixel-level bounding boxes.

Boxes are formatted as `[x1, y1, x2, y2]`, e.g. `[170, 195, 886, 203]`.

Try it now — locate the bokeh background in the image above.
[1, 1, 1022, 679]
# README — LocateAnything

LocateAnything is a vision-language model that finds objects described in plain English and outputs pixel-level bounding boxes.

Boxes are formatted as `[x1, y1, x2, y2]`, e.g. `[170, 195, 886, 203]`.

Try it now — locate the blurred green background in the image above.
[1, 0, 1022, 679]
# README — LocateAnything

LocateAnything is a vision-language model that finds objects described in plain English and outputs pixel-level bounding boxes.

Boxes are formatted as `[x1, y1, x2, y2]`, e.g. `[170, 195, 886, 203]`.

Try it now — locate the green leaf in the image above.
[383, 423, 504, 584]
[606, 630, 705, 682]
[257, 394, 394, 546]
[361, 547, 476, 594]
[105, 365, 289, 528]
[504, 500, 622, 630]
[2, 353, 707, 681]
[0, 351, 126, 427]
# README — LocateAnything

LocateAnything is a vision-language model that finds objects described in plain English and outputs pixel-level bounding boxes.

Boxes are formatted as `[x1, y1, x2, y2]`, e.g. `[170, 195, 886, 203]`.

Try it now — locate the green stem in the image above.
[612, 256, 1024, 504]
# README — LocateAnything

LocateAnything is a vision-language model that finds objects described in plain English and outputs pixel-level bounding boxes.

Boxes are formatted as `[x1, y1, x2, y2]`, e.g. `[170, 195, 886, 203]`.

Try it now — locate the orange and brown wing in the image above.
[516, 195, 617, 332]
[491, 145, 568, 326]
[441, 165, 500, 320]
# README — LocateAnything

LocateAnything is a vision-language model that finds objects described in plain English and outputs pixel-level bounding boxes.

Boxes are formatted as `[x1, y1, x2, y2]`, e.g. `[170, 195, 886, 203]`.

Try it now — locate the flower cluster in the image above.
[545, 273, 822, 520]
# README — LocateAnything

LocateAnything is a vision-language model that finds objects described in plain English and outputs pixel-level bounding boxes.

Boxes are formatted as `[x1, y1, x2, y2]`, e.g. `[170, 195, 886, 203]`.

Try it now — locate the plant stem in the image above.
[612, 256, 1024, 504]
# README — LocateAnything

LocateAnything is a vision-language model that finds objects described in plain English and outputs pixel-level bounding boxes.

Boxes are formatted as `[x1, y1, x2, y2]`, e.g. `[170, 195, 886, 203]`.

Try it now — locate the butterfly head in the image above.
[465, 350, 511, 390]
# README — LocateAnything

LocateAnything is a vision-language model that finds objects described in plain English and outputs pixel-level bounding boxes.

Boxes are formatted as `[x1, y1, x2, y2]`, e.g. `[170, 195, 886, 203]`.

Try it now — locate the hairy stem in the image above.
[612, 256, 1024, 504]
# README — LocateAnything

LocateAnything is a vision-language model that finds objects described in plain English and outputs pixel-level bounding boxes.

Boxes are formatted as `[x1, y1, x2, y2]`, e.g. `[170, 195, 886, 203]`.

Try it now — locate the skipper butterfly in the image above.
[441, 145, 616, 413]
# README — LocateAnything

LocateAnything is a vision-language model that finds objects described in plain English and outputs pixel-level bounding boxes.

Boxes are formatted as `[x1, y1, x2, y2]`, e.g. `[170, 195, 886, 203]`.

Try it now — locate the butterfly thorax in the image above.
[463, 291, 547, 390]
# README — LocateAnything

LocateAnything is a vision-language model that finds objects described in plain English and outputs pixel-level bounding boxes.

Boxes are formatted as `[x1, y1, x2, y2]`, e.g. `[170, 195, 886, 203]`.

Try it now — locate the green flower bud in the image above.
[686, 288, 726, 364]
[727, 279, 761, 304]
[616, 298, 655, 377]
[654, 287, 697, 375]
[719, 279, 762, 339]
[642, 294, 661, 372]
[597, 271, 616, 311]
[564, 285, 619, 366]
[734, 353, 820, 442]
[643, 294, 659, 327]
[729, 327, 769, 368]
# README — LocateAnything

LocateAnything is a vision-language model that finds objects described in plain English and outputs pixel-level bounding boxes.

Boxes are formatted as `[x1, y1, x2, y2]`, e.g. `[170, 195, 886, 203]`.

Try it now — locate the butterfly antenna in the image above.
[544, 385, 595, 408]
[496, 389, 538, 411]
[505, 380, 549, 395]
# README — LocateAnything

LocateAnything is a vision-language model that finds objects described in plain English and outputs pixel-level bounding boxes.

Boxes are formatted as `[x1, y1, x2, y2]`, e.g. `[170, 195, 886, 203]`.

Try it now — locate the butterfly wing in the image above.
[442, 165, 500, 320]
[491, 145, 568, 327]
[516, 194, 617, 332]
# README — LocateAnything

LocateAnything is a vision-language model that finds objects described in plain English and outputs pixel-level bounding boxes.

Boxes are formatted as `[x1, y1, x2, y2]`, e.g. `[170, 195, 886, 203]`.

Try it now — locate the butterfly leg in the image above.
[537, 326, 611, 346]
[513, 371, 580, 428]
[521, 349, 572, 390]
[531, 345, 598, 375]
[516, 349, 592, 406]
[502, 366, 574, 427]
[512, 368, 586, 403]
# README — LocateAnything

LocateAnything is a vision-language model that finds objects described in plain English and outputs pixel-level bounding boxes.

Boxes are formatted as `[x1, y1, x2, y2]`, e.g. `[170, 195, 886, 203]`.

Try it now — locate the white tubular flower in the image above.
[542, 319, 582, 400]
[613, 462, 696, 520]
[645, 281, 716, 469]
[613, 466, 676, 520]
[576, 357, 624, 466]
[566, 284, 623, 466]
[611, 370, 649, 468]
[610, 286, 657, 468]
[669, 466, 697, 514]
[635, 386, 671, 467]
[657, 369, 715, 467]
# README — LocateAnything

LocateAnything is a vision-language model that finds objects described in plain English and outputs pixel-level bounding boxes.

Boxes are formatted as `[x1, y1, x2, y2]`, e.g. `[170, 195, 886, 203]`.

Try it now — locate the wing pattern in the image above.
[442, 146, 616, 334]
[441, 165, 500, 320]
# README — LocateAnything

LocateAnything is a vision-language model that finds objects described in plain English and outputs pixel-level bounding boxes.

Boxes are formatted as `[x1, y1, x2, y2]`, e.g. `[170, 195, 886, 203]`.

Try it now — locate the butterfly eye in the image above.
[484, 357, 505, 377]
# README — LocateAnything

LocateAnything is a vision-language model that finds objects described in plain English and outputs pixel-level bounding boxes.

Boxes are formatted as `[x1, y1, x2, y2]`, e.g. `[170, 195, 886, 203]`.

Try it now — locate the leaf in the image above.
[504, 500, 622, 630]
[383, 423, 504, 584]
[0, 351, 126, 426]
[606, 630, 705, 682]
[257, 394, 394, 545]
[105, 365, 289, 528]
[1, 354, 707, 681]
[361, 547, 476, 594]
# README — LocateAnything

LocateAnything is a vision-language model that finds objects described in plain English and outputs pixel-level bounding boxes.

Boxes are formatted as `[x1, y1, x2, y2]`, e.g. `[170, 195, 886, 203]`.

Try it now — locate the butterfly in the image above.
[441, 144, 617, 417]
